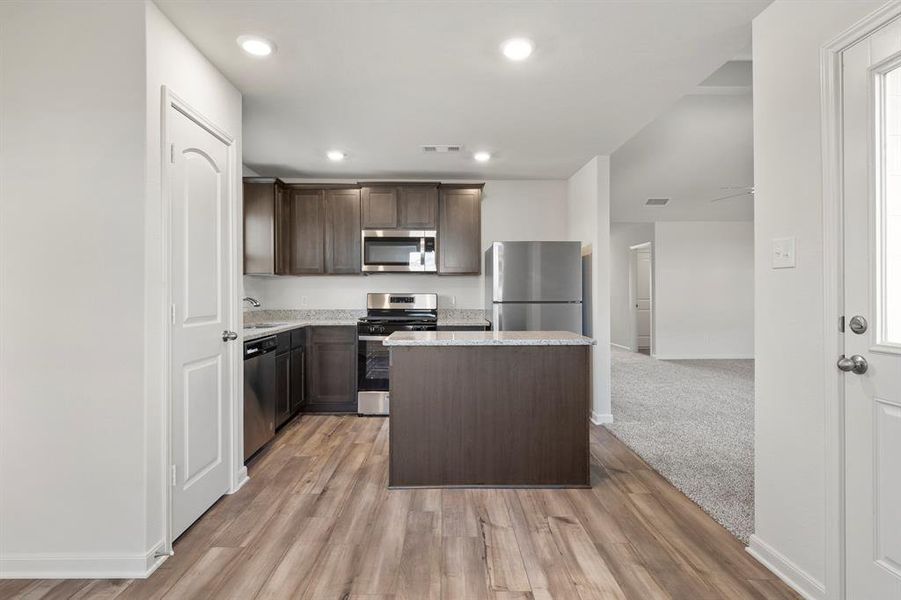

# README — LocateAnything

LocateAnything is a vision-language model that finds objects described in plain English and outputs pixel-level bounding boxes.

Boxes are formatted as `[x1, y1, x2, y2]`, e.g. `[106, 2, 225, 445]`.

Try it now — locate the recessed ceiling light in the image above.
[474, 151, 491, 162]
[237, 35, 275, 57]
[501, 38, 533, 61]
[326, 150, 346, 161]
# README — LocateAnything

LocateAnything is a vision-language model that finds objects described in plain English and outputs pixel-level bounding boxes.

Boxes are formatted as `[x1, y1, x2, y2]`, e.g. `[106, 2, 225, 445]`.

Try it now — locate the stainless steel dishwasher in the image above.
[243, 335, 277, 461]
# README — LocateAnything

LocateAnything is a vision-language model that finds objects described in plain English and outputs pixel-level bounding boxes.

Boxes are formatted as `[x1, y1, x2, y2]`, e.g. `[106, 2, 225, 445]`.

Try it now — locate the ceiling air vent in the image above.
[645, 198, 669, 206]
[421, 144, 463, 153]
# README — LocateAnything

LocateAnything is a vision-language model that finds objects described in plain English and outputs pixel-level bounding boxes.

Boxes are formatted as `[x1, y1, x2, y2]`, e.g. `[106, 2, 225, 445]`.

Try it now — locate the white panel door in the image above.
[635, 247, 652, 350]
[842, 20, 901, 599]
[169, 105, 232, 540]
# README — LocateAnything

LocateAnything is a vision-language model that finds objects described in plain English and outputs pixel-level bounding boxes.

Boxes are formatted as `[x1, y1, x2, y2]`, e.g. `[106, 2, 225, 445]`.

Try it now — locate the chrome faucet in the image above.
[243, 296, 261, 308]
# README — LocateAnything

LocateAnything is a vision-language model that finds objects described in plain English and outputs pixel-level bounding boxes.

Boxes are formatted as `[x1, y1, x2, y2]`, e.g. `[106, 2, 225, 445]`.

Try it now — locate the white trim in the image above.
[160, 86, 241, 554]
[651, 354, 754, 360]
[610, 343, 632, 351]
[747, 535, 825, 600]
[590, 411, 613, 425]
[228, 466, 250, 494]
[819, 5, 901, 599]
[0, 545, 166, 580]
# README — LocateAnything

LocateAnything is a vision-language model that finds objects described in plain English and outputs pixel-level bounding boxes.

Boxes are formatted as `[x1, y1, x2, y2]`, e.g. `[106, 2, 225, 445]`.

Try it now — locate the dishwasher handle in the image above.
[244, 336, 278, 360]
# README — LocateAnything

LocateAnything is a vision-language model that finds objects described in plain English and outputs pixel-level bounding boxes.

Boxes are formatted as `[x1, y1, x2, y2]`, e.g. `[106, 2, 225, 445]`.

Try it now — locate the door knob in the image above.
[222, 330, 239, 342]
[837, 354, 868, 374]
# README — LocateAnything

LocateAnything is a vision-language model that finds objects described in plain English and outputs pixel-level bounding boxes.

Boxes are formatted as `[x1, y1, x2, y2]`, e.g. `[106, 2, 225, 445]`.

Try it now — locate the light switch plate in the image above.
[772, 237, 796, 269]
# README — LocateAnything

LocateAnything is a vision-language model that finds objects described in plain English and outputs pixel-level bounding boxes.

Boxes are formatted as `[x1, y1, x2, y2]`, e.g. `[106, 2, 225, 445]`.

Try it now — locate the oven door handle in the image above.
[359, 335, 389, 341]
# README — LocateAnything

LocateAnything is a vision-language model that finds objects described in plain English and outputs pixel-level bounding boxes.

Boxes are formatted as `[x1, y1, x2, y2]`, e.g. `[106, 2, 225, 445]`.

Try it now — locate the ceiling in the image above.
[611, 61, 754, 222]
[156, 0, 769, 180]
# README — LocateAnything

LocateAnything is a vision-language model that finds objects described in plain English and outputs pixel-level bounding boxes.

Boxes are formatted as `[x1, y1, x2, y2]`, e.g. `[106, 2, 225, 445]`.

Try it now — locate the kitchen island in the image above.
[383, 330, 595, 488]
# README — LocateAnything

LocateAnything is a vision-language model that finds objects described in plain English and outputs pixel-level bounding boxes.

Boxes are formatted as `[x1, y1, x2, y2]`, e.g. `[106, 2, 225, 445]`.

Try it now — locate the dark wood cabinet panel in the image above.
[361, 186, 397, 229]
[306, 326, 357, 413]
[287, 188, 325, 274]
[290, 347, 305, 413]
[325, 188, 362, 274]
[275, 352, 291, 428]
[243, 178, 288, 275]
[438, 186, 482, 274]
[398, 185, 438, 229]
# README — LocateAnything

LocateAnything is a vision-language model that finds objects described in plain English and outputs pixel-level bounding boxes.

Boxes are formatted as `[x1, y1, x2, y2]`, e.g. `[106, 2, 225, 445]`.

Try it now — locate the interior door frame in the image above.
[160, 86, 244, 554]
[820, 4, 901, 598]
[628, 242, 653, 354]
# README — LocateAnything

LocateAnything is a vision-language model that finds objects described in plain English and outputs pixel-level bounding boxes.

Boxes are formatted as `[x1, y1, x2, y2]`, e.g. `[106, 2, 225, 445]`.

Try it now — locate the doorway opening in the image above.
[629, 242, 653, 355]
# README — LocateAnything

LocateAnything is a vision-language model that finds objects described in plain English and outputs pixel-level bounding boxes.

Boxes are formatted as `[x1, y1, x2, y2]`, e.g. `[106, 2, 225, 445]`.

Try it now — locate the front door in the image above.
[168, 104, 233, 540]
[842, 19, 901, 599]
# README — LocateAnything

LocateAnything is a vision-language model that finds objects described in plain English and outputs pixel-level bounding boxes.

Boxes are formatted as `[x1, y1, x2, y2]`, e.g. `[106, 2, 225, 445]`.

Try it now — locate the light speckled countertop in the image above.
[382, 330, 596, 346]
[242, 309, 490, 342]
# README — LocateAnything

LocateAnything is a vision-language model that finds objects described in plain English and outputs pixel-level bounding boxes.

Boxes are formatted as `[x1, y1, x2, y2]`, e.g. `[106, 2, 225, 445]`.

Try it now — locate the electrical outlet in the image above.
[450, 295, 456, 307]
[301, 296, 308, 307]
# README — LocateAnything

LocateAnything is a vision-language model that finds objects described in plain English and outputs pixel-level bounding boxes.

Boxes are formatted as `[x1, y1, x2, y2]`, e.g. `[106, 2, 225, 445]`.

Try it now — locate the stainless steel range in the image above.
[357, 293, 437, 415]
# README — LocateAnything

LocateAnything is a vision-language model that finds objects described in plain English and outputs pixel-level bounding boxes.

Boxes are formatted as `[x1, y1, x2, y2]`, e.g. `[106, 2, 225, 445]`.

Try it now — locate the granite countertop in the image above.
[382, 330, 596, 347]
[242, 308, 491, 341]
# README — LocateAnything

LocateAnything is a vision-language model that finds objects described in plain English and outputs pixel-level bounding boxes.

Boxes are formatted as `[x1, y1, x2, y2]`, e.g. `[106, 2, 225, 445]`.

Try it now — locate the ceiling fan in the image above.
[710, 185, 755, 203]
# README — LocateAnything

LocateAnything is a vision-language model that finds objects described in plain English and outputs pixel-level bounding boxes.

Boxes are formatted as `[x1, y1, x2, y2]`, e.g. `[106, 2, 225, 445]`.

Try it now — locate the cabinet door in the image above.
[290, 347, 305, 413]
[288, 188, 325, 274]
[274, 183, 291, 275]
[398, 185, 438, 229]
[275, 352, 291, 428]
[361, 186, 397, 229]
[439, 187, 482, 274]
[325, 188, 362, 274]
[306, 327, 357, 412]
[243, 180, 278, 275]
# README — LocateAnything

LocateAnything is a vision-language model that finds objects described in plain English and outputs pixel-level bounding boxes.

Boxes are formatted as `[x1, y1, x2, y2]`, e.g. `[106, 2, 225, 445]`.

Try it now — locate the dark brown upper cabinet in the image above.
[361, 186, 398, 229]
[438, 185, 483, 275]
[325, 188, 362, 274]
[286, 188, 326, 274]
[398, 185, 438, 229]
[243, 178, 289, 275]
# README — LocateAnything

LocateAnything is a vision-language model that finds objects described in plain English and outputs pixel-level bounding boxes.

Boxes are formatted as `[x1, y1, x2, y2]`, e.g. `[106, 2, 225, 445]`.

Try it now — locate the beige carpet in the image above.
[605, 347, 754, 543]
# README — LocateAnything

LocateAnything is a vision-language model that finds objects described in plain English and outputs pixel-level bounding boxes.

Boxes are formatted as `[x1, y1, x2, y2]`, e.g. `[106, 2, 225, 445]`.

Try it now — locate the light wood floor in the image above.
[1, 415, 799, 600]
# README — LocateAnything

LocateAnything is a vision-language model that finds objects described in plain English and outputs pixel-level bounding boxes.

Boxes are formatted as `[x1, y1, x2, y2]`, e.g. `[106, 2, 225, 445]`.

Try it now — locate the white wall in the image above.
[144, 0, 243, 562]
[565, 157, 612, 423]
[610, 222, 655, 348]
[244, 179, 568, 309]
[0, 0, 242, 578]
[0, 1, 149, 576]
[751, 0, 884, 595]
[653, 222, 754, 359]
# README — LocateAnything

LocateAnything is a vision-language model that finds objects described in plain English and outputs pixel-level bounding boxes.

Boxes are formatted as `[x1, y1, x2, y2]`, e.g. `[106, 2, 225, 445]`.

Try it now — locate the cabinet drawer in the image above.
[276, 331, 292, 354]
[291, 327, 307, 349]
[310, 325, 356, 343]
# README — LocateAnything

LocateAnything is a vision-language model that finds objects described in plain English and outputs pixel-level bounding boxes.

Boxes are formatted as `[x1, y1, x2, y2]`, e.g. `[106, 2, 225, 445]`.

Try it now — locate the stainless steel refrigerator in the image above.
[485, 241, 583, 334]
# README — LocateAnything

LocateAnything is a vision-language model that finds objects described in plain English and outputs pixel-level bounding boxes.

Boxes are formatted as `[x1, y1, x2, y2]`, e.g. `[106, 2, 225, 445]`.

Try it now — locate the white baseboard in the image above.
[229, 466, 249, 494]
[0, 543, 167, 579]
[610, 343, 632, 351]
[653, 354, 754, 360]
[590, 411, 613, 425]
[746, 535, 825, 600]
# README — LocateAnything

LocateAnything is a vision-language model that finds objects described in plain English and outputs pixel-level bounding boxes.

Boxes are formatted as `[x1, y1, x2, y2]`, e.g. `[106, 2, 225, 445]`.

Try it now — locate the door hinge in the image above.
[170, 144, 175, 164]
[839, 315, 845, 333]
[170, 464, 177, 487]
[170, 304, 176, 324]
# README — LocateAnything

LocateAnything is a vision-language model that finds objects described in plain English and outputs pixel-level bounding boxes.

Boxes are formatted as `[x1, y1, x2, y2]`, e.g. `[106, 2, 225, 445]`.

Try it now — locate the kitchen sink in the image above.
[244, 322, 286, 329]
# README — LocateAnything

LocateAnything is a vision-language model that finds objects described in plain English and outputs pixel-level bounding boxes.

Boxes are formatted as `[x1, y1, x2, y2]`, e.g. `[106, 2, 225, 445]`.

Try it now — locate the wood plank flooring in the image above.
[1, 415, 799, 599]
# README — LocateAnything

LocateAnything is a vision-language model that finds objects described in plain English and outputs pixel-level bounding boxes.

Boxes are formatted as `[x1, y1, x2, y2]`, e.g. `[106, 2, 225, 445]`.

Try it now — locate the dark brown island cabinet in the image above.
[243, 178, 482, 276]
[386, 333, 592, 488]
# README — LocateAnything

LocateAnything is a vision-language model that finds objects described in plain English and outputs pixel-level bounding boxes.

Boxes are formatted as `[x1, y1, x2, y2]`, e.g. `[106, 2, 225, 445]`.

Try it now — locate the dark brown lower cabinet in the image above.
[305, 326, 357, 413]
[290, 346, 305, 413]
[275, 351, 291, 427]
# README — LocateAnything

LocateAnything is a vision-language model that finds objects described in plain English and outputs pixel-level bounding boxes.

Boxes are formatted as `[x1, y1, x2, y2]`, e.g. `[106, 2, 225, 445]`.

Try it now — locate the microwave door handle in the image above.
[420, 237, 426, 266]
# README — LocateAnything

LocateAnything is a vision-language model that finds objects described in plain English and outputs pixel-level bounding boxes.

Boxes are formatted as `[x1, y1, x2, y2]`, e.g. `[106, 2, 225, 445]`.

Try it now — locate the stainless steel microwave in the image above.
[361, 229, 436, 273]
